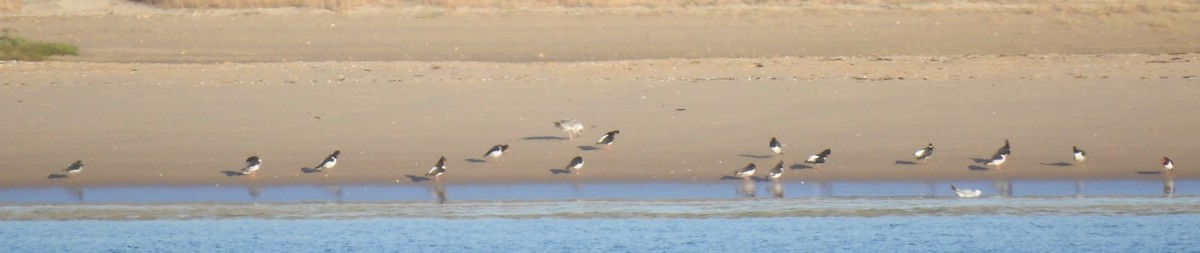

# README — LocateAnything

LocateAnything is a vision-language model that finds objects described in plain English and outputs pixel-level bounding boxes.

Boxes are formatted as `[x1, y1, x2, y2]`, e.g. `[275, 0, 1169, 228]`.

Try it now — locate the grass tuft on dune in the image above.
[0, 29, 79, 61]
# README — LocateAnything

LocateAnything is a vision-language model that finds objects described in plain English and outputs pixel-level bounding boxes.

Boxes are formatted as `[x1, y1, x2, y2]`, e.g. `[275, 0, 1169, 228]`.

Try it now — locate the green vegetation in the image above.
[0, 29, 79, 61]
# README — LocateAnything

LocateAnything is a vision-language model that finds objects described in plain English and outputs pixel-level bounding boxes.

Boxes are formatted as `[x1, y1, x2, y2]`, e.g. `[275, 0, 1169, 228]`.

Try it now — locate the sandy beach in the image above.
[2, 1, 1199, 188]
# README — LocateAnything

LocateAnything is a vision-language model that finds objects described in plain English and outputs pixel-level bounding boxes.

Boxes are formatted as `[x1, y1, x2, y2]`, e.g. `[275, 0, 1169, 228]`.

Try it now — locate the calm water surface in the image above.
[2, 180, 1197, 252]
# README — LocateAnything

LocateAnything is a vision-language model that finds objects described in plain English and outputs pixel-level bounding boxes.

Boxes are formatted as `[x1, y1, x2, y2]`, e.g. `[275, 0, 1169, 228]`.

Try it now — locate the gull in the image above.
[950, 185, 982, 198]
[554, 119, 584, 140]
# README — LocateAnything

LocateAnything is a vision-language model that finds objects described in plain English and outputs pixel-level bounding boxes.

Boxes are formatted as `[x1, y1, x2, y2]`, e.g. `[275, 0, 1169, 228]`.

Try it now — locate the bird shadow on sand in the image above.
[1135, 171, 1163, 175]
[405, 175, 431, 182]
[738, 154, 772, 159]
[970, 157, 993, 163]
[220, 171, 246, 177]
[301, 167, 323, 174]
[789, 164, 814, 170]
[522, 136, 569, 141]
[1040, 162, 1073, 167]
[464, 158, 487, 163]
[894, 160, 919, 165]
[967, 165, 990, 171]
[549, 168, 572, 175]
[577, 146, 602, 151]
[47, 174, 69, 179]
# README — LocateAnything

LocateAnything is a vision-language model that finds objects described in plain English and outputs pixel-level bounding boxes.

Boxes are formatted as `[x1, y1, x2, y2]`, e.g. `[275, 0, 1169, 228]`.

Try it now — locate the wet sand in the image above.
[1, 3, 1199, 188]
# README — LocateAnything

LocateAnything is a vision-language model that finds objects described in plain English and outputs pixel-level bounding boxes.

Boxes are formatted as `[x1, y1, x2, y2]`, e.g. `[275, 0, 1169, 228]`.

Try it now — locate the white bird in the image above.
[733, 163, 756, 179]
[950, 185, 982, 198]
[426, 156, 446, 180]
[313, 150, 340, 171]
[769, 137, 783, 155]
[566, 156, 585, 175]
[483, 145, 509, 162]
[596, 130, 620, 150]
[1163, 157, 1174, 172]
[1072, 146, 1086, 162]
[985, 154, 1007, 169]
[914, 143, 934, 163]
[64, 160, 84, 175]
[241, 156, 262, 176]
[806, 149, 832, 164]
[768, 160, 784, 180]
[554, 119, 585, 140]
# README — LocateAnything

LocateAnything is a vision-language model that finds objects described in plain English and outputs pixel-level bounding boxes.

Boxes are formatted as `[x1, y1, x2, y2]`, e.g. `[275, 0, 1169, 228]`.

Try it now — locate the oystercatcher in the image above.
[806, 149, 832, 164]
[566, 156, 585, 175]
[914, 143, 934, 163]
[768, 160, 784, 180]
[64, 160, 84, 175]
[426, 156, 447, 180]
[733, 163, 757, 179]
[483, 144, 509, 162]
[1163, 157, 1174, 172]
[596, 130, 620, 150]
[985, 154, 1007, 169]
[554, 119, 585, 140]
[769, 137, 783, 155]
[241, 156, 262, 176]
[313, 150, 340, 171]
[997, 139, 1012, 156]
[1072, 146, 1086, 163]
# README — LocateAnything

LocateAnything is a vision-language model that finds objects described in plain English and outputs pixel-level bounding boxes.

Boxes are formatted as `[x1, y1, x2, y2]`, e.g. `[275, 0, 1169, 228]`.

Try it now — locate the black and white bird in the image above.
[914, 143, 934, 163]
[64, 160, 85, 175]
[596, 130, 620, 150]
[483, 144, 509, 162]
[1163, 157, 1174, 172]
[1072, 146, 1086, 162]
[313, 150, 340, 171]
[554, 119, 585, 140]
[997, 139, 1012, 156]
[950, 185, 982, 198]
[769, 137, 783, 155]
[733, 163, 757, 179]
[426, 156, 447, 180]
[985, 154, 1007, 169]
[768, 160, 784, 180]
[241, 156, 262, 176]
[806, 149, 832, 164]
[566, 156, 585, 175]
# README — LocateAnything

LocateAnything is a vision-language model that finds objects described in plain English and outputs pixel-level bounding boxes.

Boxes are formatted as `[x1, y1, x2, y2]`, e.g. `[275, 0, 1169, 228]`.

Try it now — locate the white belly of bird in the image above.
[1073, 153, 1085, 162]
[914, 149, 926, 158]
[955, 189, 982, 198]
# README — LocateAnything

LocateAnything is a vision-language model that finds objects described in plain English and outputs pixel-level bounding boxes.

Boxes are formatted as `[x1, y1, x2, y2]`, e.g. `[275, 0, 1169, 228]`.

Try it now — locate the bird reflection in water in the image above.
[769, 181, 784, 198]
[993, 180, 1013, 197]
[737, 179, 756, 198]
[1164, 175, 1175, 198]
[431, 181, 447, 204]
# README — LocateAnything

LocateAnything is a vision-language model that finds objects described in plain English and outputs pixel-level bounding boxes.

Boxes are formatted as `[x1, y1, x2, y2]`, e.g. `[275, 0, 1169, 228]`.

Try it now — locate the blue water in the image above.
[3, 216, 1198, 252]
[2, 180, 1198, 251]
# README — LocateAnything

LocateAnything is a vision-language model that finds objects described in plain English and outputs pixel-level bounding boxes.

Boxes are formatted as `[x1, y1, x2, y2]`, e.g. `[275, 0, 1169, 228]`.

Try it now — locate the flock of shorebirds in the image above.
[52, 119, 1179, 198]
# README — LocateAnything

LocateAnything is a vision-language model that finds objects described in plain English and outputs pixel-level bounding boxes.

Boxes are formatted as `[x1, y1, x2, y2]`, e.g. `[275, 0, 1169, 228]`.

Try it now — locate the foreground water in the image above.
[2, 180, 1198, 251]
